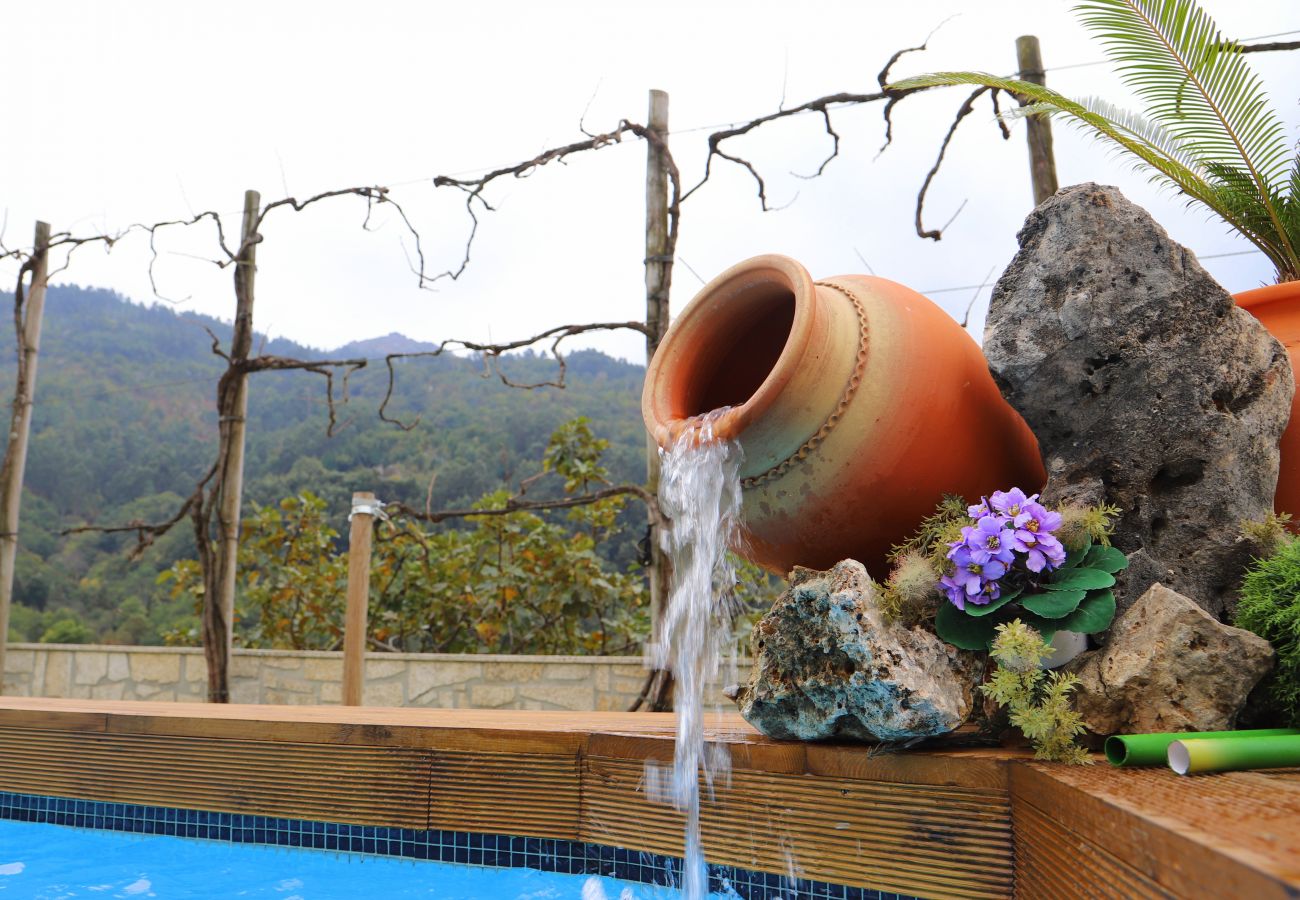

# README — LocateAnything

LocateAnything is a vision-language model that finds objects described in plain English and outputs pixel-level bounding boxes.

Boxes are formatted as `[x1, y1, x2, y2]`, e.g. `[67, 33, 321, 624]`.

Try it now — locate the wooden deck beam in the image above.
[0, 698, 1294, 899]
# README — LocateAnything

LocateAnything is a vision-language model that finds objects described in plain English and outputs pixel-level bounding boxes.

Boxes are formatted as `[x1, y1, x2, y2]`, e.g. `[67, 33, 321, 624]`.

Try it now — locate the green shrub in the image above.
[1236, 538, 1300, 727]
[39, 611, 93, 645]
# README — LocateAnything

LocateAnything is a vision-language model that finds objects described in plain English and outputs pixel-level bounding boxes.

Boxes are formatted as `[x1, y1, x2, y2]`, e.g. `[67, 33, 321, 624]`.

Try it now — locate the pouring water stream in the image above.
[651, 410, 744, 900]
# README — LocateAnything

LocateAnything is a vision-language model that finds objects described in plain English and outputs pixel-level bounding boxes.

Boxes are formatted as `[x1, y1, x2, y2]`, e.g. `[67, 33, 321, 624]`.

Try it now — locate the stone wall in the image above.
[0, 644, 745, 710]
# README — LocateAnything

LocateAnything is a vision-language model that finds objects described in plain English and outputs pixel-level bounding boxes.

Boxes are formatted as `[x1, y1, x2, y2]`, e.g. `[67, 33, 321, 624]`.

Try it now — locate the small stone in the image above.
[364, 659, 406, 680]
[984, 183, 1293, 618]
[129, 652, 180, 685]
[107, 653, 130, 682]
[468, 683, 518, 708]
[1068, 583, 1274, 734]
[74, 653, 108, 686]
[303, 657, 341, 682]
[733, 560, 982, 741]
[517, 682, 590, 709]
[408, 663, 480, 700]
[485, 662, 543, 682]
[1103, 549, 1171, 643]
[361, 680, 405, 707]
[42, 653, 72, 697]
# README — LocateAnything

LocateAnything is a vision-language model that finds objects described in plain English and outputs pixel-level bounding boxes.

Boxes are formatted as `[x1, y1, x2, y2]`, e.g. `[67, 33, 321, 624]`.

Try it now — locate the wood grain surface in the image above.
[0, 698, 1296, 899]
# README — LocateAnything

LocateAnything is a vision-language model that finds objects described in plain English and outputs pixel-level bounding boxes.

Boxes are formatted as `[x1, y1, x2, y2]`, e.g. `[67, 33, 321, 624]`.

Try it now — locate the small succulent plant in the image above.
[983, 619, 1092, 765]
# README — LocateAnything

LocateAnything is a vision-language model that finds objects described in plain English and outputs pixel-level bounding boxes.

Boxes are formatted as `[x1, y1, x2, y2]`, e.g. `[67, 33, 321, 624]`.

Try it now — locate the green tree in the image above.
[39, 609, 94, 645]
[161, 419, 652, 655]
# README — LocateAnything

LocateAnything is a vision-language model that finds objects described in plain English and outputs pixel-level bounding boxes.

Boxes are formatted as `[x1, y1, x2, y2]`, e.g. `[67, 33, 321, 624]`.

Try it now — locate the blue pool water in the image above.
[0, 821, 738, 899]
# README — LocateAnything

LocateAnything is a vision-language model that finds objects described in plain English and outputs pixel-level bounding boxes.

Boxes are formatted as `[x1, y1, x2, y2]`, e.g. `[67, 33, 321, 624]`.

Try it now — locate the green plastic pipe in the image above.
[1104, 728, 1300, 767]
[1169, 734, 1300, 775]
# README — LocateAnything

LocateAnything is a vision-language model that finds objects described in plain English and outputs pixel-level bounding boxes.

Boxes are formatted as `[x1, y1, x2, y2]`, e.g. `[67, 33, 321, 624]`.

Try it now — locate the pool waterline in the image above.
[0, 819, 722, 900]
[0, 790, 897, 900]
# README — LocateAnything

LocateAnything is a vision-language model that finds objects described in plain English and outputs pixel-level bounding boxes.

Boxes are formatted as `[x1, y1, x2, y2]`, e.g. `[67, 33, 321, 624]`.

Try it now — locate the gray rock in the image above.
[1107, 549, 1171, 638]
[733, 560, 982, 741]
[1067, 583, 1274, 735]
[985, 183, 1293, 619]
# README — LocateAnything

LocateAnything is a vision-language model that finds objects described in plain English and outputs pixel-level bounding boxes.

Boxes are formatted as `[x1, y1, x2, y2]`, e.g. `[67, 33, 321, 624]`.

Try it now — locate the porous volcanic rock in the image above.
[1067, 583, 1274, 734]
[984, 183, 1293, 619]
[732, 560, 982, 741]
[1105, 549, 1171, 641]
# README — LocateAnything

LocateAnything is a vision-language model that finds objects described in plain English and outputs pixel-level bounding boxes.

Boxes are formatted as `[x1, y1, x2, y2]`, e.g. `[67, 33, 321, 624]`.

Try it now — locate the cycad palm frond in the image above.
[892, 72, 1223, 218]
[1059, 96, 1203, 175]
[1076, 0, 1291, 188]
[889, 0, 1299, 281]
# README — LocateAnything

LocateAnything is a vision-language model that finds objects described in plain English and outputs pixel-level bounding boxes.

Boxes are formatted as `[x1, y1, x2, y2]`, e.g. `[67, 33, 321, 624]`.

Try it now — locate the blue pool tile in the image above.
[0, 789, 908, 900]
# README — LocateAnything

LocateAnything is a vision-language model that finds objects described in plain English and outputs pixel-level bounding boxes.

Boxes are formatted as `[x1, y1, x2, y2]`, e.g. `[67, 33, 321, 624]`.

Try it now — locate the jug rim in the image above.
[642, 253, 817, 446]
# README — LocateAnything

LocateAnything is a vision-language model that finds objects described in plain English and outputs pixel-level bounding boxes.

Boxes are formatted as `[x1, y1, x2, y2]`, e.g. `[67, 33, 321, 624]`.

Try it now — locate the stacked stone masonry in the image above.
[0, 645, 741, 710]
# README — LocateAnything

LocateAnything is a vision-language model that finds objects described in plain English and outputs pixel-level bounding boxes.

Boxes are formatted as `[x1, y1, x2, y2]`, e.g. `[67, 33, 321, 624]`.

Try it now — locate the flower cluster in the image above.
[939, 488, 1065, 611]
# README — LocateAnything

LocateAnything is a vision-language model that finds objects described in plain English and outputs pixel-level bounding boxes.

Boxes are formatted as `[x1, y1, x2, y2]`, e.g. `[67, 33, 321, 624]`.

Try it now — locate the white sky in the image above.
[3, 0, 1298, 362]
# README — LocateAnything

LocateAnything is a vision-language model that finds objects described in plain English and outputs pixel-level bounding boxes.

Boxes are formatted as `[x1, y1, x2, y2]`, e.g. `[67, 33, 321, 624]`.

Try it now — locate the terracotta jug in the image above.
[642, 254, 1045, 577]
[1236, 281, 1300, 516]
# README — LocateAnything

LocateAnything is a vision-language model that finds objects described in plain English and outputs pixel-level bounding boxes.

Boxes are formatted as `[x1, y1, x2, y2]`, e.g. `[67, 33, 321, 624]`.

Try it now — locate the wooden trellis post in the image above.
[205, 190, 258, 703]
[644, 88, 671, 641]
[342, 491, 378, 706]
[0, 221, 50, 687]
[637, 89, 675, 712]
[1016, 36, 1060, 206]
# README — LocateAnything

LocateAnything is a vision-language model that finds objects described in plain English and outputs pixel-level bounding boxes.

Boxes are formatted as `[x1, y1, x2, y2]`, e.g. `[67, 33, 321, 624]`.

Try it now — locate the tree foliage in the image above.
[160, 419, 651, 655]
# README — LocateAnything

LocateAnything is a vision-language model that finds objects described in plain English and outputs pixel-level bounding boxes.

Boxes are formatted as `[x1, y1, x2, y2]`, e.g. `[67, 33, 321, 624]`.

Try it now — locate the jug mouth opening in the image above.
[645, 255, 815, 444]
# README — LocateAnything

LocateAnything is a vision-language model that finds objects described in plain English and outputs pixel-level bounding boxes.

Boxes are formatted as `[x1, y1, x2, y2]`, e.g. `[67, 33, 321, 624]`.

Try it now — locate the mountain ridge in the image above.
[0, 284, 648, 644]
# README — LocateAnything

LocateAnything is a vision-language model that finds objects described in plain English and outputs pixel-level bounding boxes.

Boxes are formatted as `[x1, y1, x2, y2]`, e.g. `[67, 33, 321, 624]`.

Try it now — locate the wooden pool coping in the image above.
[0, 698, 1296, 899]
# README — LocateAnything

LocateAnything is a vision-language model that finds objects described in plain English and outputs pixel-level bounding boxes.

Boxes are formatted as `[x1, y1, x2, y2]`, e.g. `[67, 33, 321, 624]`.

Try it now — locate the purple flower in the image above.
[945, 488, 1078, 613]
[990, 487, 1040, 525]
[965, 515, 1017, 566]
[1011, 500, 1066, 571]
[978, 578, 1002, 603]
[944, 545, 1008, 605]
[939, 573, 968, 610]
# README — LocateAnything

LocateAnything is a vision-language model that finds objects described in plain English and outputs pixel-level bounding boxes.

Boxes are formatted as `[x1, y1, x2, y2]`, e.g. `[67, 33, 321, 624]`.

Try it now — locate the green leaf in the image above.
[1020, 590, 1088, 619]
[1047, 567, 1116, 591]
[935, 601, 1001, 650]
[1073, 0, 1292, 186]
[965, 585, 1022, 617]
[1058, 591, 1118, 634]
[1083, 544, 1128, 574]
[1061, 538, 1092, 569]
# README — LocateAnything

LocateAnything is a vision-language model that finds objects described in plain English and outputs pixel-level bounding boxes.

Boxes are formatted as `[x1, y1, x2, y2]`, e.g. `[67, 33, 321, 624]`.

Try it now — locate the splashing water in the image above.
[651, 411, 744, 900]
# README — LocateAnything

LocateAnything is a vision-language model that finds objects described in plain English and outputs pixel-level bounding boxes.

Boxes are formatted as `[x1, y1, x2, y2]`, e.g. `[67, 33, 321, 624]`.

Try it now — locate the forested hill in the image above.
[1, 284, 647, 642]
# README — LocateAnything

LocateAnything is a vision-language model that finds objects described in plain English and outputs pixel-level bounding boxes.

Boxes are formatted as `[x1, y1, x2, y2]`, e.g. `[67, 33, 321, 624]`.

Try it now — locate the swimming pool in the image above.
[0, 700, 988, 899]
[0, 792, 882, 900]
[0, 820, 734, 899]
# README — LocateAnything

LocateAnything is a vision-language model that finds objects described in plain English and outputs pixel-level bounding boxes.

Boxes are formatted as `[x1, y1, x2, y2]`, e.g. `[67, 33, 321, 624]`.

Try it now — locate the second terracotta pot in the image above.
[642, 254, 1045, 578]
[1236, 280, 1300, 516]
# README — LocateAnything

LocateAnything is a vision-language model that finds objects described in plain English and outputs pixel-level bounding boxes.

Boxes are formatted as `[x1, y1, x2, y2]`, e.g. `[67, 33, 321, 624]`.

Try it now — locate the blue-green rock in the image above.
[734, 560, 982, 742]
